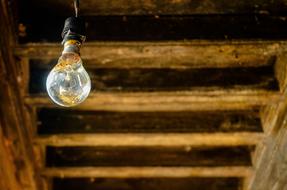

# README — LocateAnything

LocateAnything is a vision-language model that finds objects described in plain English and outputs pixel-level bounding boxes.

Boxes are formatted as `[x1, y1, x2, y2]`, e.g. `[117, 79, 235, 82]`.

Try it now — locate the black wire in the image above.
[74, 0, 79, 17]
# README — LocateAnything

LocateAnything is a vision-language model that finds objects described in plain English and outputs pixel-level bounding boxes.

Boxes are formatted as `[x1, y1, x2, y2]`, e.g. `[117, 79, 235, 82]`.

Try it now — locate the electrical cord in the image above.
[74, 0, 79, 17]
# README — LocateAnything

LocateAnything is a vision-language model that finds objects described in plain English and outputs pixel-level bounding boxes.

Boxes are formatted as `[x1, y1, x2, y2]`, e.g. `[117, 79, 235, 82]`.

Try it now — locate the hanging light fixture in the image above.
[46, 0, 91, 107]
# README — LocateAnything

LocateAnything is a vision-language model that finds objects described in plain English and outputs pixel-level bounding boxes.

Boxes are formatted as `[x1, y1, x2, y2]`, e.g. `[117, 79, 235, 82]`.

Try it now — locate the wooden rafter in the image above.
[35, 132, 263, 147]
[23, 0, 287, 15]
[0, 124, 22, 190]
[0, 1, 41, 190]
[14, 41, 286, 68]
[26, 90, 280, 111]
[249, 61, 287, 190]
[41, 166, 253, 178]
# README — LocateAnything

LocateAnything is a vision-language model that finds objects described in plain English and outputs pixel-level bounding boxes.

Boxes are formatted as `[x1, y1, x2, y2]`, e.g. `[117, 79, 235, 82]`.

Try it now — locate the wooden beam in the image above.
[0, 1, 41, 190]
[46, 146, 253, 167]
[250, 92, 287, 188]
[25, 90, 280, 111]
[41, 166, 253, 178]
[37, 109, 262, 134]
[0, 125, 22, 190]
[14, 41, 285, 68]
[18, 15, 287, 41]
[249, 114, 287, 189]
[52, 177, 242, 190]
[22, 0, 287, 15]
[35, 132, 263, 147]
[243, 174, 253, 190]
[247, 54, 287, 189]
[275, 53, 287, 92]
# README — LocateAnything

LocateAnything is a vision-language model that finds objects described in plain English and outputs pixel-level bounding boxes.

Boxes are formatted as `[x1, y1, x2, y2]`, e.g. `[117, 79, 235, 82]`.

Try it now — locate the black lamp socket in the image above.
[61, 16, 86, 44]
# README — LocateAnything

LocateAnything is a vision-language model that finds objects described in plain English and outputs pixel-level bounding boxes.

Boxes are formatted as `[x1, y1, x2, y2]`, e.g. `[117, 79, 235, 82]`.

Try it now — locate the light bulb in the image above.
[46, 40, 91, 107]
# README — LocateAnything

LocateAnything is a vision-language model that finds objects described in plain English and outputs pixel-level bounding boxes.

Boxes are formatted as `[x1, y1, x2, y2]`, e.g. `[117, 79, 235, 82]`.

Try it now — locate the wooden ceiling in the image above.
[1, 0, 287, 190]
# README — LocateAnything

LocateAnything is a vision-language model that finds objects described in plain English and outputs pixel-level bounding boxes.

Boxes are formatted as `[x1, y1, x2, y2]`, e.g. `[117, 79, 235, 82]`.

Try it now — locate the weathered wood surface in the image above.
[0, 1, 41, 190]
[37, 109, 261, 134]
[52, 178, 241, 190]
[275, 53, 287, 92]
[250, 93, 287, 189]
[15, 41, 285, 68]
[25, 91, 280, 111]
[29, 64, 278, 94]
[8, 0, 287, 190]
[41, 166, 253, 178]
[0, 125, 22, 190]
[20, 0, 287, 15]
[251, 58, 287, 172]
[17, 15, 287, 42]
[35, 133, 263, 147]
[249, 56, 287, 189]
[46, 146, 253, 167]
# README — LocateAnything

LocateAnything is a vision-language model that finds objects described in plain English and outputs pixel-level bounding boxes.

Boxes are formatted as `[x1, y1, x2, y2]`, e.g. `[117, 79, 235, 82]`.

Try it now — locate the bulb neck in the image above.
[62, 40, 81, 55]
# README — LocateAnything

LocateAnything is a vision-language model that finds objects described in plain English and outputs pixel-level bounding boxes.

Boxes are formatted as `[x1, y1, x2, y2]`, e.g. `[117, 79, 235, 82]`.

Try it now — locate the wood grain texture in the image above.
[0, 1, 41, 190]
[25, 90, 280, 111]
[41, 166, 253, 178]
[9, 0, 287, 190]
[275, 53, 287, 92]
[52, 178, 241, 190]
[249, 90, 287, 190]
[29, 64, 279, 94]
[17, 15, 287, 42]
[37, 109, 262, 134]
[35, 133, 264, 147]
[46, 146, 253, 167]
[19, 0, 287, 15]
[15, 41, 285, 66]
[0, 125, 22, 190]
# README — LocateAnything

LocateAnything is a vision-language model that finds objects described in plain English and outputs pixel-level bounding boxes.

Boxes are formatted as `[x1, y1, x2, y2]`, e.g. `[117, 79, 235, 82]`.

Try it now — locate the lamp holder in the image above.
[61, 16, 86, 44]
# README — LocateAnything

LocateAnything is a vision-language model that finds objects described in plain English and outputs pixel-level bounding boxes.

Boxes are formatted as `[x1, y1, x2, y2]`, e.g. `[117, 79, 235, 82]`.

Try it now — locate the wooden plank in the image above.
[20, 0, 287, 15]
[0, 1, 41, 190]
[46, 146, 253, 167]
[248, 54, 287, 189]
[32, 145, 50, 190]
[14, 41, 285, 68]
[19, 58, 30, 94]
[252, 70, 287, 167]
[249, 89, 287, 190]
[52, 178, 241, 190]
[25, 90, 280, 111]
[17, 15, 287, 42]
[0, 125, 22, 190]
[29, 64, 278, 94]
[41, 166, 253, 178]
[251, 47, 287, 171]
[37, 109, 262, 134]
[250, 119, 287, 189]
[35, 132, 264, 147]
[275, 53, 287, 92]
[243, 173, 253, 190]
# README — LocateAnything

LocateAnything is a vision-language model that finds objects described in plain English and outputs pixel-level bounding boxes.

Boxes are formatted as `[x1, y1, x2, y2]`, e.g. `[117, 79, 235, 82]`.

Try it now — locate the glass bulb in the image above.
[46, 41, 91, 107]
